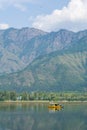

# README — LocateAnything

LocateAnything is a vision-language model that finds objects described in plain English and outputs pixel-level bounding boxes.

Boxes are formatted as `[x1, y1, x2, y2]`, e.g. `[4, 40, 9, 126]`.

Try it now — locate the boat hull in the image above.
[48, 105, 63, 109]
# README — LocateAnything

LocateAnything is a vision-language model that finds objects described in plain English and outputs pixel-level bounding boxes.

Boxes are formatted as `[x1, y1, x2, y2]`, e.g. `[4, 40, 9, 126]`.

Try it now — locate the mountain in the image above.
[0, 28, 87, 75]
[0, 27, 47, 74]
[0, 28, 87, 92]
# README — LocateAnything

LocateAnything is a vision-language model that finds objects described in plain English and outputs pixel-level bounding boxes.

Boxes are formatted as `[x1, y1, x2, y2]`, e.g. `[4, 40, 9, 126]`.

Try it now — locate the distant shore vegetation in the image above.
[0, 91, 87, 102]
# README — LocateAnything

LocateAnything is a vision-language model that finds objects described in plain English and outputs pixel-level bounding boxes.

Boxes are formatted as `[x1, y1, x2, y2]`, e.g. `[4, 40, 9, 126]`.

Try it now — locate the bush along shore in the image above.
[0, 91, 87, 102]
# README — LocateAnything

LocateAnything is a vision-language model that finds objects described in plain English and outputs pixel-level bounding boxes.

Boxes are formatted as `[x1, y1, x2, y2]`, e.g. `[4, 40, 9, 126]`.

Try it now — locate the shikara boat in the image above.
[48, 103, 63, 110]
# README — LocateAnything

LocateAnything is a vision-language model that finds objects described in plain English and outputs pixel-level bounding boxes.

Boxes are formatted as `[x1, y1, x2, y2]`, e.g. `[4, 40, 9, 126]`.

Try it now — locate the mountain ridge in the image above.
[0, 27, 87, 74]
[0, 28, 87, 92]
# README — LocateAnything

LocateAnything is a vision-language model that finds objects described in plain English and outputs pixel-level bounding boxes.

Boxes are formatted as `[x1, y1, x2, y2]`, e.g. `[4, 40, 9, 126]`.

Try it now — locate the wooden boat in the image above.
[48, 103, 63, 110]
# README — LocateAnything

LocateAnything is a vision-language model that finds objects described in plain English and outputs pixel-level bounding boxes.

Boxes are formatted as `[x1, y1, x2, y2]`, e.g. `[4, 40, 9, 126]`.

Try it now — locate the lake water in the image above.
[0, 102, 87, 130]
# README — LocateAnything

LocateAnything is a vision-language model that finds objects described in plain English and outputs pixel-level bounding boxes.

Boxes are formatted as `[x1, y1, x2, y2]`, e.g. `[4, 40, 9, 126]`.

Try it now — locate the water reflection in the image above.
[0, 102, 87, 130]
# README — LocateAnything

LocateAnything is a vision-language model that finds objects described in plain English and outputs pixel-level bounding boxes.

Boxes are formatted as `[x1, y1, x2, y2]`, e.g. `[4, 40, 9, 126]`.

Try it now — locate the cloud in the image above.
[14, 4, 27, 12]
[0, 0, 32, 5]
[0, 24, 9, 30]
[32, 0, 87, 32]
[0, 0, 34, 11]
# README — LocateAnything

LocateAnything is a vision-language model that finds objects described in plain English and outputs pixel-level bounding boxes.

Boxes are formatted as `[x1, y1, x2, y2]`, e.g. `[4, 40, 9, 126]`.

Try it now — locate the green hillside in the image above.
[0, 50, 86, 92]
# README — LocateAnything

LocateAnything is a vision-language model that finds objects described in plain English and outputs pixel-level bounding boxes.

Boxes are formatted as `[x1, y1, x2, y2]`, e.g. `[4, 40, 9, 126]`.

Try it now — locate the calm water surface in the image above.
[0, 102, 87, 130]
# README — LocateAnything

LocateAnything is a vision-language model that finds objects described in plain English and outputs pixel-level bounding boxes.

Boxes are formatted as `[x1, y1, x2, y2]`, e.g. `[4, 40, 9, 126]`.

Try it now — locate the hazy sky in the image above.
[0, 0, 87, 32]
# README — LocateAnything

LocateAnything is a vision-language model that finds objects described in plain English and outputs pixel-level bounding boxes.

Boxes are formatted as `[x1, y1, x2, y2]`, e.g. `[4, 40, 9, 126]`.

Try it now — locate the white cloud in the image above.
[0, 0, 32, 4]
[14, 4, 27, 12]
[0, 0, 35, 11]
[0, 24, 9, 30]
[32, 0, 87, 32]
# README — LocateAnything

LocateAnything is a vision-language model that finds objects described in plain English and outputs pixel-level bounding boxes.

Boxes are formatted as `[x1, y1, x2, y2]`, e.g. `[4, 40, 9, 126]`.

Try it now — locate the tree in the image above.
[10, 91, 17, 101]
[21, 92, 29, 100]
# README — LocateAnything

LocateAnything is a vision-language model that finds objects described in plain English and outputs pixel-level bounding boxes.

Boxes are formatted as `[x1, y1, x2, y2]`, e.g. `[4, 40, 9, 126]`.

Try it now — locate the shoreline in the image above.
[0, 100, 87, 104]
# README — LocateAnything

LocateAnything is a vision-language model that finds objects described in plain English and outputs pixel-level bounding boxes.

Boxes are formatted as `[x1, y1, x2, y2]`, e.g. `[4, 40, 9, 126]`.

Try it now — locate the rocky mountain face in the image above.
[0, 28, 87, 74]
[0, 28, 87, 92]
[0, 27, 47, 74]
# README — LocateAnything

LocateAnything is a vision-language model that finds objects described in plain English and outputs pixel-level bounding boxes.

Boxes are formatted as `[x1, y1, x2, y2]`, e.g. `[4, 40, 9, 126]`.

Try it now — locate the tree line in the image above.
[0, 91, 87, 101]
